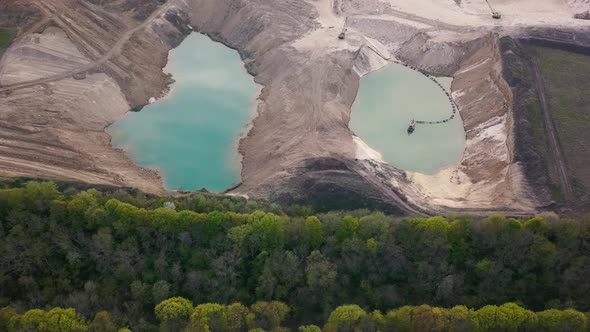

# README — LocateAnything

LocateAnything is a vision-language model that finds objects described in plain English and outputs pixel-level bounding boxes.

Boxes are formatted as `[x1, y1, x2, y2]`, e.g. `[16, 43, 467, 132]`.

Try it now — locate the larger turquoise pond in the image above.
[108, 33, 260, 191]
[350, 64, 465, 174]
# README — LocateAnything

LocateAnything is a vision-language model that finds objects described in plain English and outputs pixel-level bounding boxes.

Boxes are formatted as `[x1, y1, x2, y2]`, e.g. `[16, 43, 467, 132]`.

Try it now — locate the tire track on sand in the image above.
[0, 0, 174, 93]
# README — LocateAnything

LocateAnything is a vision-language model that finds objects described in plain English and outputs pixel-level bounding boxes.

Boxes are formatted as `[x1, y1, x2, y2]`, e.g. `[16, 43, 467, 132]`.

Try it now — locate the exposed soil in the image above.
[0, 0, 191, 195]
[1, 0, 590, 215]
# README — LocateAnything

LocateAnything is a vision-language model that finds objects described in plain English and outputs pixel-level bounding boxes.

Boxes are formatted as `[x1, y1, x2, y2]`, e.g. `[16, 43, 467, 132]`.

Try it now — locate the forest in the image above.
[0, 181, 589, 331]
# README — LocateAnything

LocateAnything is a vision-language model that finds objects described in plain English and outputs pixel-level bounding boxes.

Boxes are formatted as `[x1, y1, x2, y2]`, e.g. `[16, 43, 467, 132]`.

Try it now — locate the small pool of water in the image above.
[108, 33, 260, 191]
[350, 63, 465, 174]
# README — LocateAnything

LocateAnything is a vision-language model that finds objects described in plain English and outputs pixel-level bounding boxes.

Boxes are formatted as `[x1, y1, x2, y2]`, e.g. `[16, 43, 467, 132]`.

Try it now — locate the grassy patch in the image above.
[534, 46, 590, 201]
[526, 92, 563, 203]
[0, 30, 12, 48]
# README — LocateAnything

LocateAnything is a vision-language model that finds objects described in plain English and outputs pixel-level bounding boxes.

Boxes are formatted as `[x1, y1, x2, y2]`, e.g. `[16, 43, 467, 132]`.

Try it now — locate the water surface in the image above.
[108, 33, 260, 191]
[350, 64, 465, 174]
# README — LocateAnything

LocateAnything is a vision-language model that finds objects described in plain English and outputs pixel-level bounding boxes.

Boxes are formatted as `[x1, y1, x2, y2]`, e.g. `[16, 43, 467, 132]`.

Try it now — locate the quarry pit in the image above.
[1, 0, 590, 215]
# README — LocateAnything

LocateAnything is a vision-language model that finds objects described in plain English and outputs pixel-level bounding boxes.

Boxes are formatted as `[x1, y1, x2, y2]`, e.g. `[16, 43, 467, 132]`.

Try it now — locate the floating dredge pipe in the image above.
[390, 60, 458, 126]
[362, 44, 458, 126]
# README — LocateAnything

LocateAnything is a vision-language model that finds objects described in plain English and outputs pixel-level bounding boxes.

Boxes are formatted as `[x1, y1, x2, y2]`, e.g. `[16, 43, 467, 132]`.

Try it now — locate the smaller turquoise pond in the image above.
[108, 33, 260, 191]
[350, 64, 465, 174]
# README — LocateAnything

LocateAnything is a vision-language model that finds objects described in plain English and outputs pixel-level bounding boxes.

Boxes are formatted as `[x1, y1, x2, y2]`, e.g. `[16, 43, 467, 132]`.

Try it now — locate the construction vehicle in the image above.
[485, 0, 501, 19]
[338, 29, 346, 40]
[407, 119, 416, 135]
[338, 17, 348, 39]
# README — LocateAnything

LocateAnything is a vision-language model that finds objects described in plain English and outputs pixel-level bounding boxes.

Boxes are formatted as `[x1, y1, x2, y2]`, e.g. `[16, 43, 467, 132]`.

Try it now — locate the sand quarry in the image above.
[1, 0, 590, 214]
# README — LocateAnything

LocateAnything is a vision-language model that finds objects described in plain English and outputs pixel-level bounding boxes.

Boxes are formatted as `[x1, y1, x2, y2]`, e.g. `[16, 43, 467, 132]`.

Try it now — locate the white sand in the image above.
[382, 0, 590, 27]
[353, 136, 385, 162]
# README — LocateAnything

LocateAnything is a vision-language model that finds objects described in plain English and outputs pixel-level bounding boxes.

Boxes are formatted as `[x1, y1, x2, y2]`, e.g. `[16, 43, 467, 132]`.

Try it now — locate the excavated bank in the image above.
[0, 0, 192, 194]
[1, 0, 590, 215]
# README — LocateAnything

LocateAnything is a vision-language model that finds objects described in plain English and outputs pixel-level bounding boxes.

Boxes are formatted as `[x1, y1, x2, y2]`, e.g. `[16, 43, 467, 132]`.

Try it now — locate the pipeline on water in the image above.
[393, 60, 458, 126]
[361, 44, 458, 127]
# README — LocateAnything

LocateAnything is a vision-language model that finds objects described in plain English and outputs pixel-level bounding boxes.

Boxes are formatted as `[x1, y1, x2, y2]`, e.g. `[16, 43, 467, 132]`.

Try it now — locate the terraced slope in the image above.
[1, 0, 589, 215]
[0, 0, 190, 194]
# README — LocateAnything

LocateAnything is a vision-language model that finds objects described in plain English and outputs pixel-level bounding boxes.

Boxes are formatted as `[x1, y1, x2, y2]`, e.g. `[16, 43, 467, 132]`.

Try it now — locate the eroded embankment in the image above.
[349, 33, 537, 215]
[186, 0, 542, 215]
[188, 0, 410, 212]
[1, 0, 583, 215]
[0, 0, 192, 194]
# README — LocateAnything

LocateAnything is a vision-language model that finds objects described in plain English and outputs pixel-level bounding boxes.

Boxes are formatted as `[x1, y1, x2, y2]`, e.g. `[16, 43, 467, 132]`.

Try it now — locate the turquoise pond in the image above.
[350, 64, 466, 174]
[108, 33, 260, 191]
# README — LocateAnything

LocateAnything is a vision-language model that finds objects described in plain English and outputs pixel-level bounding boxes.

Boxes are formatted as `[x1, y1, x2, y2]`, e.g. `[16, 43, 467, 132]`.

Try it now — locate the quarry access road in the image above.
[0, 0, 174, 93]
[528, 51, 575, 206]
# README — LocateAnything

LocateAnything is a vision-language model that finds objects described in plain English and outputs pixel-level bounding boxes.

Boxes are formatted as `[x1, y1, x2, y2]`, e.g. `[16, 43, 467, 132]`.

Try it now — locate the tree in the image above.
[188, 303, 227, 332]
[45, 308, 89, 332]
[9, 309, 47, 331]
[495, 303, 536, 332]
[305, 251, 337, 290]
[410, 305, 442, 332]
[369, 310, 385, 331]
[152, 280, 171, 304]
[561, 309, 587, 331]
[9, 308, 89, 332]
[288, 205, 312, 217]
[448, 218, 473, 266]
[155, 297, 194, 332]
[385, 306, 412, 332]
[90, 311, 117, 332]
[248, 213, 285, 253]
[298, 325, 322, 332]
[0, 307, 17, 331]
[537, 309, 564, 332]
[256, 250, 303, 301]
[366, 238, 378, 256]
[22, 181, 63, 214]
[304, 216, 324, 248]
[448, 305, 477, 332]
[226, 303, 250, 332]
[474, 305, 499, 331]
[3, 181, 590, 331]
[524, 217, 549, 235]
[324, 305, 367, 332]
[248, 301, 289, 331]
[337, 216, 359, 242]
[473, 304, 536, 332]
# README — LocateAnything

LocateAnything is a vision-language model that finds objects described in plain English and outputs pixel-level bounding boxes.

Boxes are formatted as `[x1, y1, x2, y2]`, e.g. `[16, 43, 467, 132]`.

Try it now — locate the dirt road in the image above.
[0, 0, 173, 93]
[527, 49, 575, 206]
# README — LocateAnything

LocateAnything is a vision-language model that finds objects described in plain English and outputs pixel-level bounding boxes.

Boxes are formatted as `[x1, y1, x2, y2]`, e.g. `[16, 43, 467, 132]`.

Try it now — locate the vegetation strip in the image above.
[0, 181, 589, 330]
[0, 30, 13, 50]
[2, 300, 588, 331]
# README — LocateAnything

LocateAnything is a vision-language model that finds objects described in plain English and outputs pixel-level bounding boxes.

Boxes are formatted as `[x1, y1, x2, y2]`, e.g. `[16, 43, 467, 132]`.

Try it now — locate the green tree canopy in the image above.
[249, 301, 289, 331]
[188, 303, 227, 332]
[155, 297, 194, 322]
[325, 305, 367, 332]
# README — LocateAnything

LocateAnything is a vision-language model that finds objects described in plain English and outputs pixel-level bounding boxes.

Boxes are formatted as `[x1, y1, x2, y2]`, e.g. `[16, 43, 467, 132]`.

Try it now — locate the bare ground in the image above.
[1, 0, 590, 214]
[0, 0, 191, 195]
